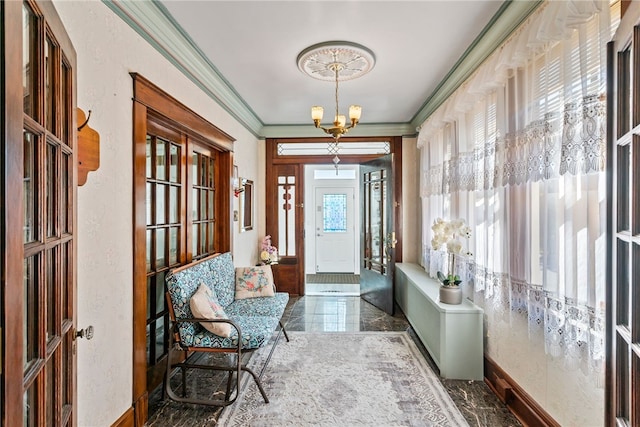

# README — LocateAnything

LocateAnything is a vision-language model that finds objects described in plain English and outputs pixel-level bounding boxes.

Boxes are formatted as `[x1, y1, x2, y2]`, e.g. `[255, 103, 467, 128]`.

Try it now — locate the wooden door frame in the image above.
[265, 136, 403, 296]
[131, 74, 234, 426]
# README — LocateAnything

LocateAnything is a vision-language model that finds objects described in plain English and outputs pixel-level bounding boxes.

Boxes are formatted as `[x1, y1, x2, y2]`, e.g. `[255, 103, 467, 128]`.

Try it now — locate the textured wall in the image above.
[53, 1, 259, 425]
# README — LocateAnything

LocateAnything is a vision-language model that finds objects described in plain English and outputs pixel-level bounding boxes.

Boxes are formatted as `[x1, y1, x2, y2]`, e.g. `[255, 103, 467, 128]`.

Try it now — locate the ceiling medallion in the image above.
[297, 41, 375, 172]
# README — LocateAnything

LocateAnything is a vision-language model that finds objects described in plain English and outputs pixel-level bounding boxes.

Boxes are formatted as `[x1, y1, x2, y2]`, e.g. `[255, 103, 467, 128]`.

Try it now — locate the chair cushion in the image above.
[207, 252, 236, 308]
[189, 283, 231, 337]
[225, 292, 289, 318]
[166, 261, 216, 342]
[186, 315, 280, 350]
[235, 265, 276, 299]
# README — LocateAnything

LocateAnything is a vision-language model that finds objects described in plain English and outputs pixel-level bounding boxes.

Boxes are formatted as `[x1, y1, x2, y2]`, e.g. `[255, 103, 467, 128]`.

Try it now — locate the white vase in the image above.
[439, 285, 462, 305]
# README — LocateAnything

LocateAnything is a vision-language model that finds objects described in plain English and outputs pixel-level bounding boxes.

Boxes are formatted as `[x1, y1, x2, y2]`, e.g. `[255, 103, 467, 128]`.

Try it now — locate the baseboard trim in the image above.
[110, 406, 135, 427]
[484, 355, 560, 427]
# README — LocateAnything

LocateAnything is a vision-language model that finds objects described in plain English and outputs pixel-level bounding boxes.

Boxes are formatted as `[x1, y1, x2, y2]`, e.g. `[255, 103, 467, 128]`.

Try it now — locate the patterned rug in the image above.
[306, 273, 360, 284]
[217, 332, 469, 426]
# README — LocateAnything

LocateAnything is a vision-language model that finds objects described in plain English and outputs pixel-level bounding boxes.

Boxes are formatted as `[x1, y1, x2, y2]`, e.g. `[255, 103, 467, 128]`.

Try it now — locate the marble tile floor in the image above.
[147, 296, 522, 427]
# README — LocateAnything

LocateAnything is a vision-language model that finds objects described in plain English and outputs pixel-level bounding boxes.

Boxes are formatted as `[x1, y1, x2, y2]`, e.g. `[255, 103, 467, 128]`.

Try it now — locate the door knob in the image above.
[75, 325, 94, 340]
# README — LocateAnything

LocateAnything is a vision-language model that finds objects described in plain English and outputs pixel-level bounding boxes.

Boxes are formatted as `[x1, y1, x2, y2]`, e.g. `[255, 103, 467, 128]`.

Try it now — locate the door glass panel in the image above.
[45, 37, 55, 133]
[61, 153, 70, 234]
[617, 240, 629, 328]
[47, 143, 57, 238]
[146, 136, 152, 178]
[169, 227, 178, 265]
[60, 61, 71, 143]
[22, 3, 36, 118]
[617, 335, 629, 421]
[146, 183, 152, 226]
[24, 131, 37, 243]
[192, 224, 198, 255]
[46, 356, 55, 425]
[278, 176, 296, 256]
[169, 144, 179, 182]
[146, 230, 152, 272]
[192, 189, 199, 220]
[155, 272, 165, 315]
[323, 194, 347, 232]
[156, 139, 166, 180]
[24, 256, 38, 371]
[156, 229, 166, 268]
[62, 336, 70, 407]
[23, 382, 37, 427]
[155, 318, 166, 363]
[46, 249, 56, 343]
[156, 184, 166, 225]
[169, 186, 178, 223]
[61, 242, 69, 320]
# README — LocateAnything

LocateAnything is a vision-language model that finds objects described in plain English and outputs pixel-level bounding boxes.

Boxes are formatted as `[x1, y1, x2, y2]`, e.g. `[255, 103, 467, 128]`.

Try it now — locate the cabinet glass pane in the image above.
[22, 2, 36, 118]
[24, 256, 38, 371]
[24, 132, 37, 243]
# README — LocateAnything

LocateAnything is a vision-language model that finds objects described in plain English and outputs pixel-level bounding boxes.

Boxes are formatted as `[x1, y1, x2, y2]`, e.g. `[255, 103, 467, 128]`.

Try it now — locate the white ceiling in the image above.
[159, 1, 505, 129]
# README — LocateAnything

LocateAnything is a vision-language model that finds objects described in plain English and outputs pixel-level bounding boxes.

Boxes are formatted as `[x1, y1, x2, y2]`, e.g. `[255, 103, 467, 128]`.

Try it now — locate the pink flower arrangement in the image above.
[260, 235, 278, 264]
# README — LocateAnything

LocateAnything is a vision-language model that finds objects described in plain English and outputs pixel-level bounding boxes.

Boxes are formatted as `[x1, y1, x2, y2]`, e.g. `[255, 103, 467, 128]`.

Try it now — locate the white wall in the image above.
[53, 1, 259, 425]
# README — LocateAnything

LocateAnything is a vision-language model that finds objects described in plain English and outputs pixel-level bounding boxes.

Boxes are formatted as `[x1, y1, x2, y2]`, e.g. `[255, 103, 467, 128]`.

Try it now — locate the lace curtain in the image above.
[418, 0, 613, 386]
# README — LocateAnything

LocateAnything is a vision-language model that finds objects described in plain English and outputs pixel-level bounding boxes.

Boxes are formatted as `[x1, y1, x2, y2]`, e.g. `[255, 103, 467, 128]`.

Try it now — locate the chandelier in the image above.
[297, 41, 375, 171]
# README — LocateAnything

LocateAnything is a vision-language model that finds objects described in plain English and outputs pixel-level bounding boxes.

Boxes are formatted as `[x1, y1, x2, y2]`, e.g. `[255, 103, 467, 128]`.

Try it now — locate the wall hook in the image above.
[78, 109, 92, 131]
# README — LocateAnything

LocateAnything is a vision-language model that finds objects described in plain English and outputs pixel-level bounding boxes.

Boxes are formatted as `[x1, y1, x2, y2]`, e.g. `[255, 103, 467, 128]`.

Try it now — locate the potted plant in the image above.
[431, 218, 472, 304]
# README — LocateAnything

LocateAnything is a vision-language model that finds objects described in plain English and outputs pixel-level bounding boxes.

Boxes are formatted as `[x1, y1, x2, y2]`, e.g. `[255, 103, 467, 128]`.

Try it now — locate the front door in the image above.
[315, 187, 355, 273]
[360, 154, 395, 315]
[2, 1, 78, 425]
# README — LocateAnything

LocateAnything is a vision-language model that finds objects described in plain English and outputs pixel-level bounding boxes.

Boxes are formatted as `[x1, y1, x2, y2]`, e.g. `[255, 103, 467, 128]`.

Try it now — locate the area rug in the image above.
[217, 332, 469, 426]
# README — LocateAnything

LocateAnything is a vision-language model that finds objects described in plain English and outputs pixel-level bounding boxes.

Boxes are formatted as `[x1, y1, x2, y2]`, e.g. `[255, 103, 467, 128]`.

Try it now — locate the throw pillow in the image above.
[235, 265, 276, 300]
[189, 283, 231, 337]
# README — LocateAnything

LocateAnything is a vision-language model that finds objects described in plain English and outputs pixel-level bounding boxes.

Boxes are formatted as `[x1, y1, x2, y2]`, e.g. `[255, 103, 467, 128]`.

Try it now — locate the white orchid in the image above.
[431, 218, 472, 285]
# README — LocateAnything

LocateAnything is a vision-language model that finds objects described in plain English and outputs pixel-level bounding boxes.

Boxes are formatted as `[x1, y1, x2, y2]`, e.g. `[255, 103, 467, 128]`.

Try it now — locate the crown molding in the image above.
[103, 0, 541, 139]
[102, 0, 264, 137]
[410, 0, 543, 130]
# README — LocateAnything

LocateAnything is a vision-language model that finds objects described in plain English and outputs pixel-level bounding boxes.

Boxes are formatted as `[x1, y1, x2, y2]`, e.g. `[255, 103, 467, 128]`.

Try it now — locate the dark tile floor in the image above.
[147, 296, 522, 426]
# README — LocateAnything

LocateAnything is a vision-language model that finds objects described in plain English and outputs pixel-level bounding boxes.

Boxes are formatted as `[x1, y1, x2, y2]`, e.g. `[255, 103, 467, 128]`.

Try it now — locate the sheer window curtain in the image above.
[418, 0, 613, 386]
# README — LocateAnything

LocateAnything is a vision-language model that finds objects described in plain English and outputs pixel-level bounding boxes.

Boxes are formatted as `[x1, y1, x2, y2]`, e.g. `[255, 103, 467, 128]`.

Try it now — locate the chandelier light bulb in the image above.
[349, 105, 362, 121]
[335, 115, 346, 128]
[311, 106, 324, 121]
